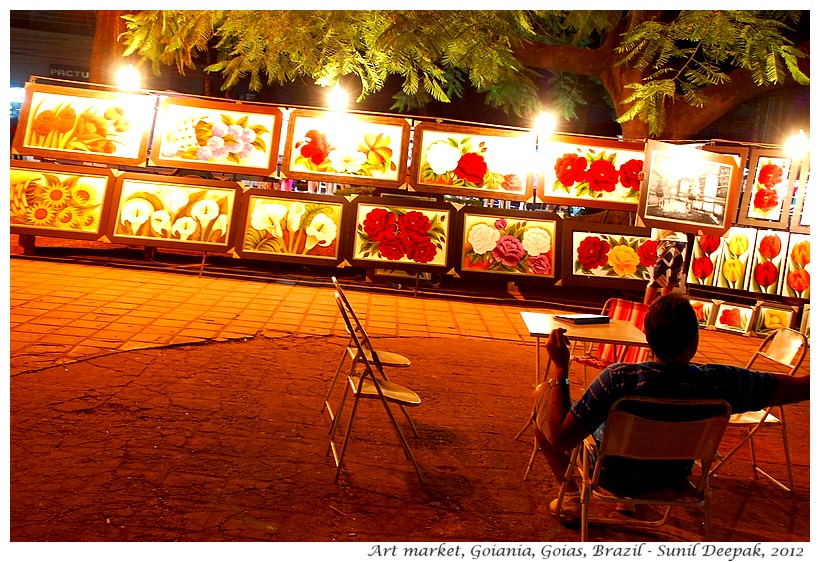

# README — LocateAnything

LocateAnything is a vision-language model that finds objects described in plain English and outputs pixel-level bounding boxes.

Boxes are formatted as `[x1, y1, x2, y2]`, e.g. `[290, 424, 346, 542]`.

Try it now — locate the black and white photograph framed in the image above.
[638, 140, 743, 236]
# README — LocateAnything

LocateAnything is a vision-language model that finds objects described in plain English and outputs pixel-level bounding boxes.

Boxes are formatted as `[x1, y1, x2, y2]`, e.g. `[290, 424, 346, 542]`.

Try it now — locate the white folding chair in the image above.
[708, 328, 807, 492]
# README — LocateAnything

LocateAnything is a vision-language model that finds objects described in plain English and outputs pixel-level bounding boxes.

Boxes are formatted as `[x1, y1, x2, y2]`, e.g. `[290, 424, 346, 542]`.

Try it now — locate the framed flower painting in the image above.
[10, 160, 114, 240]
[409, 122, 535, 202]
[687, 233, 723, 288]
[537, 135, 645, 211]
[752, 302, 796, 337]
[235, 190, 351, 266]
[737, 149, 800, 230]
[715, 227, 757, 291]
[790, 164, 810, 234]
[748, 230, 789, 295]
[107, 173, 241, 253]
[799, 304, 810, 343]
[713, 301, 756, 335]
[638, 141, 742, 236]
[282, 109, 410, 188]
[11, 82, 154, 166]
[350, 196, 453, 272]
[150, 96, 283, 176]
[688, 298, 717, 328]
[561, 223, 655, 289]
[457, 207, 561, 281]
[781, 233, 810, 300]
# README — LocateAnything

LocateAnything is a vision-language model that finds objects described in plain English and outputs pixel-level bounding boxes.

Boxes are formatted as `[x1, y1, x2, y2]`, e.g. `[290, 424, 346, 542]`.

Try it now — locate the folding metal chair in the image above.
[572, 298, 650, 386]
[708, 328, 807, 493]
[327, 291, 424, 485]
[322, 276, 411, 423]
[553, 396, 731, 541]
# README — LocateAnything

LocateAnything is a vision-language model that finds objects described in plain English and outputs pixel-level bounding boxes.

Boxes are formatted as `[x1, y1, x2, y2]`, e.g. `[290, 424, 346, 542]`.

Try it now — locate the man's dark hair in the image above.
[644, 294, 699, 362]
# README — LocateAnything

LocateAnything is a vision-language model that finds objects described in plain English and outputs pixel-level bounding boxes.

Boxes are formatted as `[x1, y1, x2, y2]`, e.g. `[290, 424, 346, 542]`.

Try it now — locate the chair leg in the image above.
[322, 338, 353, 417]
[514, 417, 532, 441]
[374, 392, 425, 486]
[332, 388, 363, 483]
[523, 437, 539, 480]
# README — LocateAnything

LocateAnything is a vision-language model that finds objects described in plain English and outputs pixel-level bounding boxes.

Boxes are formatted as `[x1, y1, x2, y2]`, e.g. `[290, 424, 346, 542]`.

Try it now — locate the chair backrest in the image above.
[333, 291, 384, 373]
[597, 298, 650, 363]
[593, 396, 730, 495]
[332, 276, 379, 355]
[748, 328, 807, 376]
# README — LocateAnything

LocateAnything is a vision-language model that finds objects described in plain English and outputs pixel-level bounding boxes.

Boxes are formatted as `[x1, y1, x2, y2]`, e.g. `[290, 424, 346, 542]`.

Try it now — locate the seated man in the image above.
[533, 293, 809, 519]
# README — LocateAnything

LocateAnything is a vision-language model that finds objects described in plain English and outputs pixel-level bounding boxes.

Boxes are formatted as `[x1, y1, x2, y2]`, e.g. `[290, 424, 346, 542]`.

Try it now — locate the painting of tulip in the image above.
[150, 96, 282, 176]
[782, 234, 810, 300]
[352, 200, 450, 268]
[460, 211, 559, 278]
[689, 299, 717, 328]
[753, 305, 795, 336]
[238, 191, 346, 264]
[538, 135, 645, 210]
[109, 173, 239, 251]
[738, 149, 798, 230]
[12, 83, 154, 166]
[687, 233, 724, 287]
[714, 302, 755, 335]
[10, 161, 113, 239]
[410, 122, 535, 202]
[282, 109, 410, 188]
[716, 227, 756, 291]
[748, 230, 789, 295]
[790, 168, 810, 234]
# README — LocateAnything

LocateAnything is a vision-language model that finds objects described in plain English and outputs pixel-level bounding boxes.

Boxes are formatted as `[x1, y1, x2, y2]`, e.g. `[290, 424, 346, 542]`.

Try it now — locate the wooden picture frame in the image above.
[715, 227, 757, 291]
[748, 230, 790, 295]
[349, 195, 454, 273]
[9, 159, 114, 240]
[638, 140, 742, 236]
[799, 304, 810, 343]
[235, 189, 352, 267]
[560, 221, 654, 290]
[790, 162, 810, 234]
[456, 207, 562, 282]
[713, 301, 757, 335]
[409, 122, 535, 202]
[537, 135, 645, 211]
[11, 82, 154, 166]
[737, 149, 800, 230]
[281, 109, 410, 188]
[781, 233, 810, 300]
[106, 172, 242, 253]
[687, 232, 724, 288]
[752, 301, 797, 337]
[149, 95, 283, 177]
[689, 298, 718, 329]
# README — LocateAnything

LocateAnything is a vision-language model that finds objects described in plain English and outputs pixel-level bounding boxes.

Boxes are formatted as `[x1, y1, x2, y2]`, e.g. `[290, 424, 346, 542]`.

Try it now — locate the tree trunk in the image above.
[89, 11, 133, 86]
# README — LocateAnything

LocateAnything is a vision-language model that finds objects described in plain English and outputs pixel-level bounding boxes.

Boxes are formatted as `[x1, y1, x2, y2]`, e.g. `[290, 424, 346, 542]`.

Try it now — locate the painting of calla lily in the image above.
[241, 194, 343, 260]
[111, 175, 238, 249]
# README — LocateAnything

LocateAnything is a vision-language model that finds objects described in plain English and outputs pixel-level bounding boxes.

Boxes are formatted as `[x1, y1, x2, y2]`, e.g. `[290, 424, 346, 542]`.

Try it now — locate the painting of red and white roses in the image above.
[460, 212, 558, 278]
[238, 191, 346, 264]
[150, 96, 282, 176]
[538, 136, 645, 210]
[10, 160, 113, 240]
[282, 109, 410, 188]
[570, 231, 656, 282]
[781, 234, 810, 300]
[352, 200, 450, 268]
[410, 123, 535, 202]
[738, 149, 798, 230]
[108, 173, 240, 252]
[12, 83, 154, 166]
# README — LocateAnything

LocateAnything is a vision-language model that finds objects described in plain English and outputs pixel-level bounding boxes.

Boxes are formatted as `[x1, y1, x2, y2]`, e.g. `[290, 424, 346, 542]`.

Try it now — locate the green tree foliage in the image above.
[120, 10, 808, 139]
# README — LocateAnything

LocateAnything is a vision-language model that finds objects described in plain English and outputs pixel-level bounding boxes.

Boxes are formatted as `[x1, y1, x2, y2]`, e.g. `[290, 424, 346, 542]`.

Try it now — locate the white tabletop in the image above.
[520, 311, 649, 347]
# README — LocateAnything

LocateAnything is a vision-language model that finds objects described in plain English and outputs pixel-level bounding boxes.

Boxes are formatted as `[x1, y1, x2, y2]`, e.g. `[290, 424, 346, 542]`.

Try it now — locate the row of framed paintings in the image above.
[10, 82, 810, 234]
[10, 160, 810, 303]
[690, 298, 809, 342]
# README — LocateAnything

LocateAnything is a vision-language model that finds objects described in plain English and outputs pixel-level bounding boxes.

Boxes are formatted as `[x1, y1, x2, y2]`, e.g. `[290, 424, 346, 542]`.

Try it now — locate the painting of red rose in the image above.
[355, 203, 449, 266]
[576, 236, 611, 271]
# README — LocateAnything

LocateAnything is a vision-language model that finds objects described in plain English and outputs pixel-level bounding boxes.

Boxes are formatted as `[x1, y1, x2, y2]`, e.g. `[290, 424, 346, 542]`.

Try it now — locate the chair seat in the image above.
[574, 355, 610, 368]
[346, 347, 411, 367]
[592, 478, 702, 506]
[729, 410, 779, 425]
[348, 376, 421, 406]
